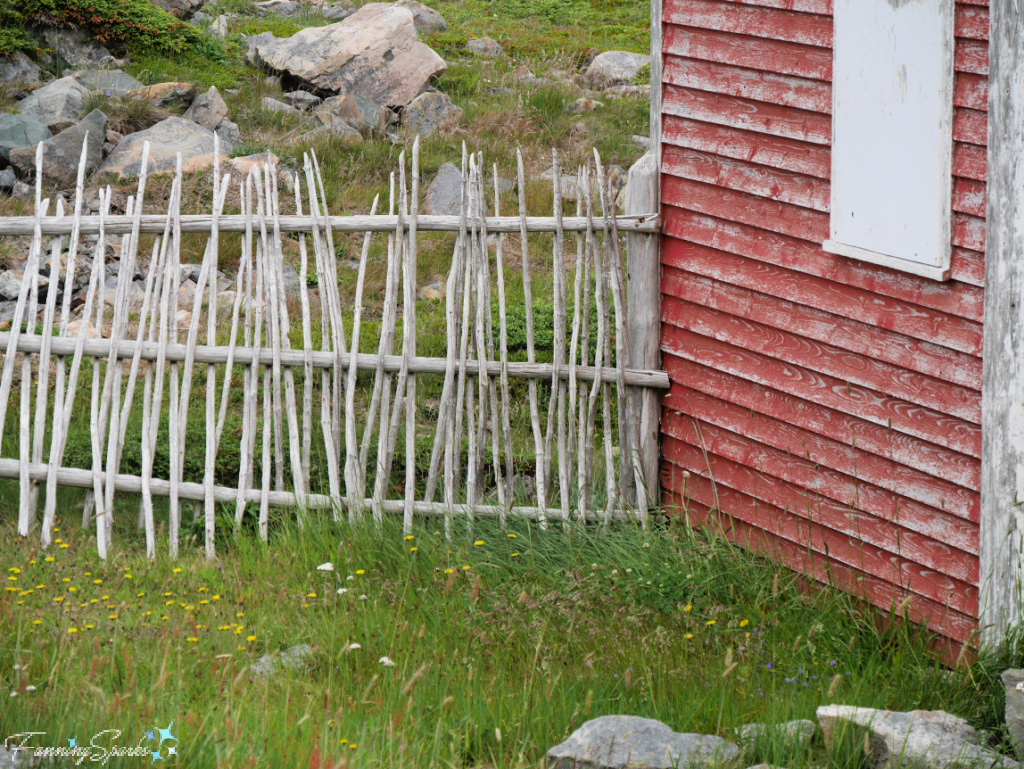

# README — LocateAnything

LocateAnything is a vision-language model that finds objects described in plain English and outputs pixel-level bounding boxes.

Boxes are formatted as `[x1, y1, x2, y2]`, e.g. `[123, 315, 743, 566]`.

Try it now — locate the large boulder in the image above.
[466, 37, 504, 57]
[817, 706, 1020, 769]
[0, 53, 41, 84]
[547, 716, 740, 769]
[125, 82, 197, 108]
[10, 110, 108, 187]
[75, 70, 144, 97]
[248, 4, 446, 109]
[362, 0, 446, 33]
[1003, 670, 1024, 760]
[184, 86, 229, 131]
[316, 93, 388, 137]
[97, 117, 217, 180]
[402, 91, 461, 137]
[0, 114, 52, 163]
[585, 51, 650, 84]
[149, 0, 207, 17]
[42, 28, 120, 70]
[17, 76, 91, 132]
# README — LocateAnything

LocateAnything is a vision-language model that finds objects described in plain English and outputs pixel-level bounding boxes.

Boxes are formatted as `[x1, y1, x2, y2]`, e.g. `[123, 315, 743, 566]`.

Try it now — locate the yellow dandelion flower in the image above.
[410, 547, 417, 553]
[355, 570, 365, 575]
[145, 611, 152, 617]
[68, 627, 78, 634]
[236, 612, 244, 618]
[444, 568, 454, 574]
[137, 592, 145, 598]
[54, 539, 62, 544]
[32, 620, 41, 625]
[706, 620, 716, 627]
[349, 745, 357, 750]
[161, 616, 168, 621]
[85, 624, 94, 630]
[101, 595, 109, 600]
[684, 633, 694, 639]
[93, 579, 102, 585]
[29, 560, 35, 565]
[8, 567, 20, 574]
[4, 587, 16, 593]
[511, 553, 520, 557]
[54, 597, 64, 603]
[124, 575, 132, 580]
[165, 600, 174, 606]
[7, 576, 16, 582]
[211, 595, 220, 601]
[684, 604, 693, 612]
[15, 601, 22, 605]
[462, 565, 471, 571]
[340, 740, 348, 745]
[739, 619, 749, 628]
[306, 593, 317, 598]
[404, 535, 414, 541]
[237, 646, 246, 651]
[474, 540, 484, 546]
[108, 615, 117, 620]
[36, 585, 45, 589]
[172, 568, 183, 574]
[186, 637, 198, 643]
[200, 600, 209, 605]
[247, 635, 257, 642]
[44, 557, 54, 563]
[61, 578, 70, 583]
[507, 533, 517, 538]
[59, 544, 69, 549]
[163, 592, 172, 597]
[68, 587, 77, 592]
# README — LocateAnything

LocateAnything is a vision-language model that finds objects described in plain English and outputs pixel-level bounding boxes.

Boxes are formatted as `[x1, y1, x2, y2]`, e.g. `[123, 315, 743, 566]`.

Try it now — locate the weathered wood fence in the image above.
[0, 136, 665, 559]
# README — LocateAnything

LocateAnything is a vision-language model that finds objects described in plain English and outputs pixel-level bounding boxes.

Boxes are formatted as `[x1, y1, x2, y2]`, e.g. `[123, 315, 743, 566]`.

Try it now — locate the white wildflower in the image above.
[348, 643, 361, 650]
[9, 692, 16, 698]
[346, 575, 355, 581]
[25, 685, 35, 692]
[359, 595, 368, 601]
[336, 588, 348, 595]
[317, 562, 334, 572]
[379, 656, 395, 667]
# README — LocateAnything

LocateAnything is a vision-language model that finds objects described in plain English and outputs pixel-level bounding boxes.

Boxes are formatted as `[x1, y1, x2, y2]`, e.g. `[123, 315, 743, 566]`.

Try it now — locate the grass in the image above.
[1, 511, 1019, 769]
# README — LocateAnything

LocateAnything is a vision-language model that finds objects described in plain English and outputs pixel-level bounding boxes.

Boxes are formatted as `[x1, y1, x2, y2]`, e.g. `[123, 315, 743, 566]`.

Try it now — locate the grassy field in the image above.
[1, 513, 1020, 769]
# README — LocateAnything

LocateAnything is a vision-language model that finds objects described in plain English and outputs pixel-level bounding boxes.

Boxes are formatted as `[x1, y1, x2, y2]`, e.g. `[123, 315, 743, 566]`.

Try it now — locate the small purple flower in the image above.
[803, 682, 809, 687]
[829, 659, 837, 665]
[105, 89, 111, 96]
[812, 675, 818, 681]
[766, 662, 772, 669]
[258, 10, 264, 15]
[784, 677, 794, 683]
[613, 674, 619, 679]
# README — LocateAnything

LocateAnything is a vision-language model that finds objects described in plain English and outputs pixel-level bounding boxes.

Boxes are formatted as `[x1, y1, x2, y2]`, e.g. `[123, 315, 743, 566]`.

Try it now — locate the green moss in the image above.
[16, 0, 204, 57]
[0, 7, 38, 58]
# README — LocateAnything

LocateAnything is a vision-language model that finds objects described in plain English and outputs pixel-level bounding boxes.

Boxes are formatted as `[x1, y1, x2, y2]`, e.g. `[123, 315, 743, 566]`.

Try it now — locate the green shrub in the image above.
[633, 62, 650, 85]
[16, 0, 204, 56]
[0, 7, 37, 58]
[483, 0, 593, 25]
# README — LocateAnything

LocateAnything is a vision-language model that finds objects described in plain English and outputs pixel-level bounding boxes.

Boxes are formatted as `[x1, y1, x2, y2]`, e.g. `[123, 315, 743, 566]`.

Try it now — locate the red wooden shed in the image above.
[651, 0, 1024, 650]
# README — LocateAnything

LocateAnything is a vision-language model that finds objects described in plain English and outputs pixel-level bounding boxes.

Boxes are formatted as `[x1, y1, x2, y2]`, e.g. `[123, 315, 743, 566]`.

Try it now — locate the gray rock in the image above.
[362, 0, 446, 32]
[0, 302, 17, 326]
[281, 264, 302, 298]
[316, 93, 387, 137]
[262, 96, 301, 116]
[547, 716, 741, 769]
[1003, 670, 1024, 759]
[184, 86, 229, 131]
[0, 168, 15, 190]
[43, 28, 119, 70]
[97, 117, 217, 180]
[12, 181, 32, 200]
[466, 37, 504, 57]
[423, 162, 462, 216]
[403, 91, 462, 137]
[816, 705, 1020, 769]
[17, 76, 91, 132]
[282, 91, 322, 112]
[0, 271, 26, 301]
[567, 97, 603, 113]
[190, 10, 211, 24]
[125, 82, 197, 108]
[249, 5, 446, 109]
[250, 644, 313, 677]
[254, 0, 297, 15]
[211, 14, 230, 39]
[738, 720, 816, 750]
[302, 119, 363, 144]
[585, 50, 650, 85]
[418, 280, 444, 300]
[632, 135, 651, 150]
[320, 1, 356, 20]
[9, 110, 108, 187]
[0, 53, 41, 84]
[0, 114, 52, 163]
[149, 0, 207, 17]
[74, 69, 144, 97]
[215, 119, 240, 153]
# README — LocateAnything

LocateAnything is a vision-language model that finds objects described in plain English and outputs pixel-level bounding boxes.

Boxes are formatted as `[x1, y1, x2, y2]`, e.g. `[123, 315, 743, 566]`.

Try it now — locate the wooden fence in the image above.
[0, 136, 666, 560]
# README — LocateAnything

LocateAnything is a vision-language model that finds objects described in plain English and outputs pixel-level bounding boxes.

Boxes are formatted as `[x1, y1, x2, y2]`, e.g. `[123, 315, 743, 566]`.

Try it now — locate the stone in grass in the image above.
[74, 70, 144, 97]
[250, 644, 313, 678]
[466, 37, 504, 58]
[566, 97, 603, 114]
[362, 0, 446, 33]
[0, 52, 41, 84]
[43, 28, 120, 70]
[184, 86, 230, 131]
[816, 706, 1021, 769]
[1003, 670, 1024, 760]
[17, 76, 91, 133]
[402, 91, 462, 137]
[125, 82, 197, 109]
[418, 280, 444, 300]
[737, 720, 816, 750]
[97, 117, 217, 180]
[547, 715, 741, 769]
[423, 161, 463, 217]
[585, 50, 650, 85]
[262, 97, 302, 116]
[301, 119, 363, 145]
[0, 168, 15, 191]
[317, 93, 388, 138]
[282, 91, 322, 113]
[9, 110, 108, 188]
[0, 114, 52, 163]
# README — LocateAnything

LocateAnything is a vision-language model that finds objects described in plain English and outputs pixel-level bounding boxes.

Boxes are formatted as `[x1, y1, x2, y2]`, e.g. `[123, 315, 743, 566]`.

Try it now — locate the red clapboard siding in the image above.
[661, 450, 979, 615]
[955, 74, 989, 111]
[662, 489, 979, 644]
[664, 0, 833, 47]
[663, 176, 830, 242]
[663, 148, 830, 210]
[660, 323, 983, 458]
[664, 25, 833, 81]
[662, 115, 832, 179]
[954, 108, 988, 145]
[661, 421, 979, 586]
[662, 84, 832, 144]
[662, 225, 985, 343]
[954, 142, 987, 181]
[658, 0, 987, 646]
[955, 5, 989, 39]
[661, 293, 982, 422]
[955, 39, 988, 75]
[663, 55, 832, 114]
[662, 352, 982, 502]
[664, 207, 986, 319]
[660, 264, 982, 391]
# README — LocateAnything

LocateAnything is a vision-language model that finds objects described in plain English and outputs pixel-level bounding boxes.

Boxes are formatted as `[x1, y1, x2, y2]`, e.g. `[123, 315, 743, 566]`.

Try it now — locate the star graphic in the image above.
[68, 737, 77, 749]
[146, 731, 155, 741]
[168, 747, 177, 756]
[151, 750, 163, 763]
[156, 723, 175, 743]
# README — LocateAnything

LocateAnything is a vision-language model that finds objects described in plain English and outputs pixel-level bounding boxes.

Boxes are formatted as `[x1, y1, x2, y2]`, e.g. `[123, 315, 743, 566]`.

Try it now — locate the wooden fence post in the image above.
[624, 152, 660, 509]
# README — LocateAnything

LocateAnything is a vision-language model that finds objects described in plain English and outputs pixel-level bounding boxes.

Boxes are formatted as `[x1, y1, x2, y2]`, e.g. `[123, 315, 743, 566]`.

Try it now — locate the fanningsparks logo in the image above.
[4, 722, 178, 765]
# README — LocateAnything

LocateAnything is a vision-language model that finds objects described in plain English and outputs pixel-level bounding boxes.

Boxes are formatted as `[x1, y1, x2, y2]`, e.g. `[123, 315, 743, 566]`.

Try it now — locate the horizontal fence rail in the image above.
[0, 133, 664, 560]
